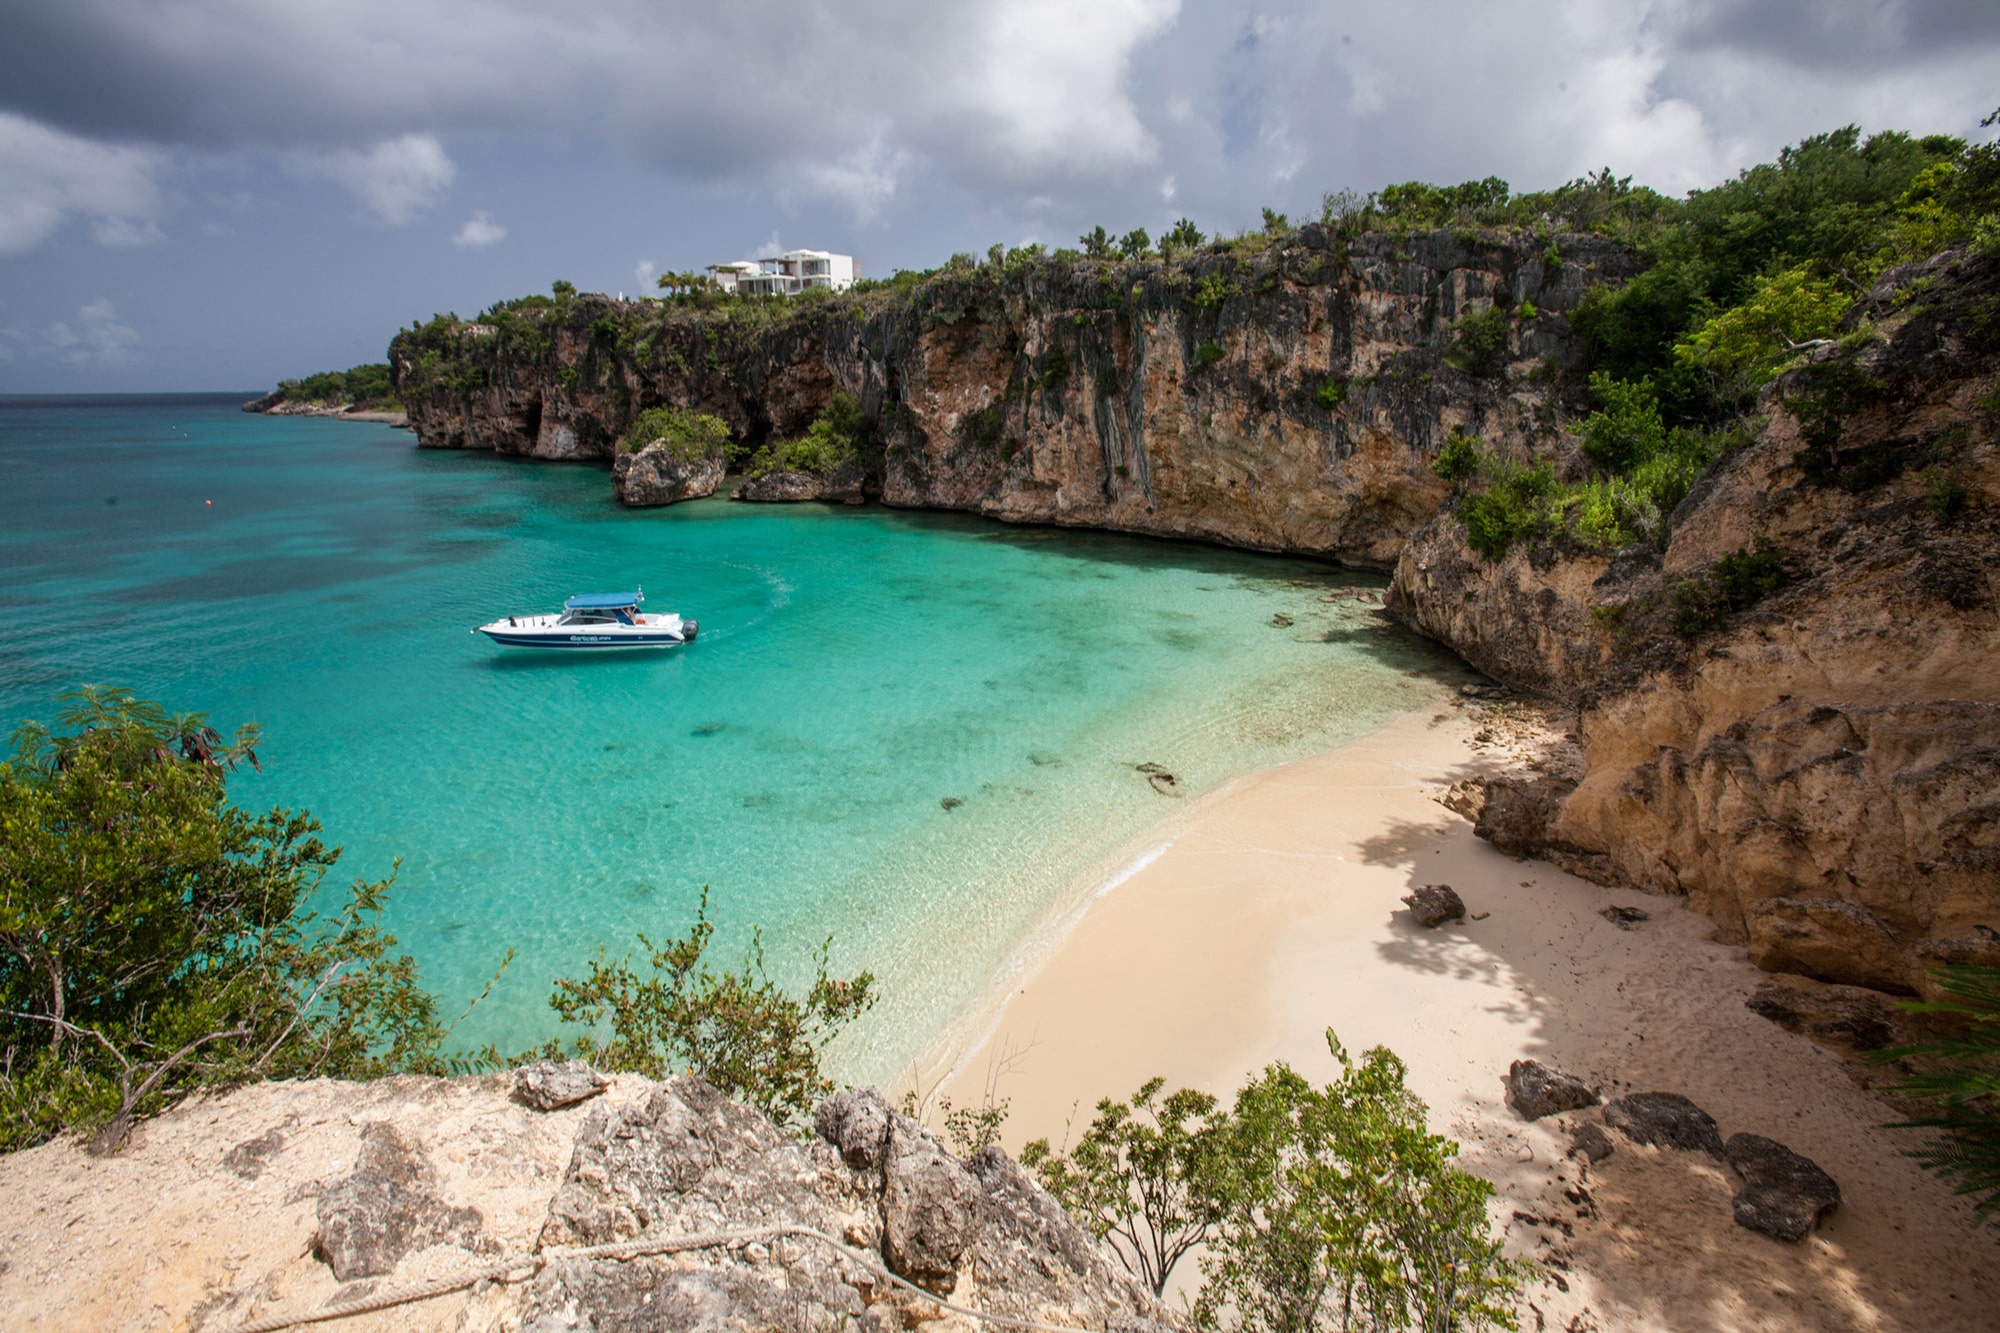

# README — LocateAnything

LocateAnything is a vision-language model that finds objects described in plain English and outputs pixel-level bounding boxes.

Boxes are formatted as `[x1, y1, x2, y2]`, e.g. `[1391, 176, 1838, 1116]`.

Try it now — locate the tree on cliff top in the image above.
[0, 689, 484, 1153]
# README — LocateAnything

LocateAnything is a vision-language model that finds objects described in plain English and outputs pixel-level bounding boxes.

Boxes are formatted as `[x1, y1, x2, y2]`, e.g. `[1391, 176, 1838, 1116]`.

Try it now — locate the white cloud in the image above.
[42, 299, 141, 370]
[798, 134, 911, 224]
[92, 216, 166, 247]
[297, 133, 455, 224]
[451, 209, 507, 247]
[0, 112, 164, 256]
[633, 258, 656, 286]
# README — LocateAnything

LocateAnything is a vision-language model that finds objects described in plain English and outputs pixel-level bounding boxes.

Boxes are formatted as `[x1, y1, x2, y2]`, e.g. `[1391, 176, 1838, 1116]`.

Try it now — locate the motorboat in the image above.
[473, 590, 698, 650]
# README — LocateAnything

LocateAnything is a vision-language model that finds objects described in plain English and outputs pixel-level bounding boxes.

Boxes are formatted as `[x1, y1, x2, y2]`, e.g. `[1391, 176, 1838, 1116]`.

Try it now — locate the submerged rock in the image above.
[1403, 883, 1466, 927]
[1725, 1133, 1841, 1241]
[1506, 1060, 1599, 1120]
[1603, 1093, 1725, 1157]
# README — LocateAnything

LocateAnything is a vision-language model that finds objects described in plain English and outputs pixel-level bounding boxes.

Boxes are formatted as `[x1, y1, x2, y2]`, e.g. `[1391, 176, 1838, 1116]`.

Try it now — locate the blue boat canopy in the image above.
[564, 591, 643, 610]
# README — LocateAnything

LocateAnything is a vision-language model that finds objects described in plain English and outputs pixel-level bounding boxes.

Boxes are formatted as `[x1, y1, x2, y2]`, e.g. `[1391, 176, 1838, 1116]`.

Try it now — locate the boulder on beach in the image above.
[1603, 1092, 1724, 1157]
[1725, 1132, 1841, 1242]
[1402, 883, 1466, 927]
[1506, 1060, 1600, 1120]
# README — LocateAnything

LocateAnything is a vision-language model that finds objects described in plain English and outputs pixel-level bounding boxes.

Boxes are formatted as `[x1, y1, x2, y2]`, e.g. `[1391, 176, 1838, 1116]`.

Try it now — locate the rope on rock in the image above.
[224, 1222, 1104, 1333]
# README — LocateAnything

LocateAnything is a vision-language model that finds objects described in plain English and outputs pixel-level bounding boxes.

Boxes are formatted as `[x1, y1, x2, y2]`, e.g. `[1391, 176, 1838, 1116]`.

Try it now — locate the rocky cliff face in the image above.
[1389, 248, 2000, 997]
[392, 229, 1635, 568]
[0, 1068, 1171, 1333]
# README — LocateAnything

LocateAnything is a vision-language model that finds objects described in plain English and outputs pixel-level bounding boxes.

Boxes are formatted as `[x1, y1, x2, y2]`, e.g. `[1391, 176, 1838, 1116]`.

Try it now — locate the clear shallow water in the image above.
[0, 395, 1467, 1079]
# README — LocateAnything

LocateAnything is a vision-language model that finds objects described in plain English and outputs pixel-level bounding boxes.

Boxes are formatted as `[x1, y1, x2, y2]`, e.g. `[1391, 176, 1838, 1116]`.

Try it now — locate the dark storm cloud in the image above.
[2, 0, 1998, 266]
[1664, 0, 2000, 69]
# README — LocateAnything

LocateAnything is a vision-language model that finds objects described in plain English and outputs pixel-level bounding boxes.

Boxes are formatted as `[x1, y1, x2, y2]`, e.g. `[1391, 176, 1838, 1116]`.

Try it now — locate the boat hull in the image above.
[475, 615, 697, 651]
[477, 629, 688, 650]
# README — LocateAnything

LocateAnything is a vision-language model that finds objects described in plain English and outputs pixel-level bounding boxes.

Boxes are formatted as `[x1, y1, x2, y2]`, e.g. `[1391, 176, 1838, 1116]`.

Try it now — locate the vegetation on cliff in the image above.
[250, 361, 400, 411]
[1436, 117, 2000, 562]
[0, 689, 471, 1153]
[617, 404, 731, 461]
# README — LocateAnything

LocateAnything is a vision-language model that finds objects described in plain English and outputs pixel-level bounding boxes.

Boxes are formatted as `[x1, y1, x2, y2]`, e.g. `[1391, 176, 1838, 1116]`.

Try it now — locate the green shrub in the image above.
[1192, 1032, 1527, 1333]
[619, 405, 732, 460]
[1877, 965, 2000, 1229]
[1578, 372, 1668, 471]
[1022, 1078, 1227, 1297]
[1444, 305, 1511, 376]
[0, 690, 481, 1153]
[1431, 428, 1484, 482]
[1316, 378, 1348, 411]
[271, 362, 398, 408]
[545, 888, 874, 1134]
[1927, 467, 1970, 519]
[1194, 274, 1235, 311]
[749, 392, 874, 477]
[1459, 460, 1556, 559]
[1194, 340, 1225, 369]
[1672, 538, 1787, 634]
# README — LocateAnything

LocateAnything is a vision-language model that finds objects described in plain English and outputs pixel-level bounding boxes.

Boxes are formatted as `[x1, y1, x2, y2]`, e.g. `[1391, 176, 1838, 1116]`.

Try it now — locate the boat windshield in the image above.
[557, 609, 625, 625]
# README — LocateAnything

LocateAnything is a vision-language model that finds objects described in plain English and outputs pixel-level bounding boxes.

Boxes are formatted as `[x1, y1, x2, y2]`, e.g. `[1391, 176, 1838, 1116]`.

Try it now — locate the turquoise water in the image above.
[0, 395, 1466, 1079]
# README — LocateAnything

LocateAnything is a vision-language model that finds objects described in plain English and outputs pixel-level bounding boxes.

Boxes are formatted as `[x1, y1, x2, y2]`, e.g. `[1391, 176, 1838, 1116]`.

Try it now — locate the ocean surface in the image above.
[0, 394, 1467, 1079]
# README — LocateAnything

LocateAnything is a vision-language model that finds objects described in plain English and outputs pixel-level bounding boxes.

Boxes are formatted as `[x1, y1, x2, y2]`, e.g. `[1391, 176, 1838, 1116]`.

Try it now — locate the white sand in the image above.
[920, 704, 2000, 1331]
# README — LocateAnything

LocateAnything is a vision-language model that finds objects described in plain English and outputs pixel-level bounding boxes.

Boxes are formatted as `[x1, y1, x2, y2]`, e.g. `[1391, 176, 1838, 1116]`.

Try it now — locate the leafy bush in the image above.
[1194, 340, 1225, 369]
[1431, 428, 1484, 483]
[1162, 218, 1207, 257]
[1878, 965, 2000, 1228]
[1193, 1033, 1526, 1333]
[545, 887, 875, 1133]
[619, 405, 732, 460]
[1444, 306, 1511, 376]
[1671, 538, 1787, 634]
[1194, 274, 1236, 311]
[1118, 228, 1153, 260]
[1577, 372, 1668, 471]
[1023, 1033, 1524, 1328]
[749, 392, 874, 478]
[0, 690, 479, 1153]
[1022, 1078, 1227, 1296]
[1316, 378, 1348, 411]
[1674, 266, 1850, 386]
[1459, 460, 1556, 559]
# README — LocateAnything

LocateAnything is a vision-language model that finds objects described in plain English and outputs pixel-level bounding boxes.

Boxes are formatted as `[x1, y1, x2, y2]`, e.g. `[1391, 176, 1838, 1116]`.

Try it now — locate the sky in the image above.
[1, 0, 1995, 393]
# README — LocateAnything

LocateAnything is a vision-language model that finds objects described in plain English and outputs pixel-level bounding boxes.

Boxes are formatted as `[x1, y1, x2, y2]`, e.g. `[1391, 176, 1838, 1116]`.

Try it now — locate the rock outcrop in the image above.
[611, 440, 725, 506]
[0, 1071, 1172, 1332]
[1392, 247, 2000, 1002]
[1505, 1059, 1599, 1120]
[735, 460, 869, 504]
[392, 230, 1636, 569]
[1724, 1133, 1841, 1242]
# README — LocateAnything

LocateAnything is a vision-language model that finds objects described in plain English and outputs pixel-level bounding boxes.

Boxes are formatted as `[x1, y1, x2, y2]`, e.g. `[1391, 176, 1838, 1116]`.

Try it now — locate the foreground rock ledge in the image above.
[1, 1071, 1172, 1333]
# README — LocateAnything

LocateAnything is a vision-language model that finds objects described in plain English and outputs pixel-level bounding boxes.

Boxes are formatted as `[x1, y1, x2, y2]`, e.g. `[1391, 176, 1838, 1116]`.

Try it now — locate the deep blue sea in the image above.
[0, 394, 1465, 1078]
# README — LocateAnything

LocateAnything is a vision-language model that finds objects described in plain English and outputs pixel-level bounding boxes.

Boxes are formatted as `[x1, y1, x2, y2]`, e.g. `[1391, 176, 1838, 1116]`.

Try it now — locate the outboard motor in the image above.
[682, 619, 699, 642]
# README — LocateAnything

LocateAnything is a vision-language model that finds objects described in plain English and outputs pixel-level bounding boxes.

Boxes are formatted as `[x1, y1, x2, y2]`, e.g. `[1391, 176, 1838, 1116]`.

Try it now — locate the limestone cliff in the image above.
[1389, 247, 2000, 996]
[0, 1068, 1171, 1333]
[391, 229, 1635, 568]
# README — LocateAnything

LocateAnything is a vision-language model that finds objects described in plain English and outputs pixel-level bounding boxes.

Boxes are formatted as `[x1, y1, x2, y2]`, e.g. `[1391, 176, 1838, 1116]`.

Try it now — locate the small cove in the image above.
[0, 395, 1470, 1079]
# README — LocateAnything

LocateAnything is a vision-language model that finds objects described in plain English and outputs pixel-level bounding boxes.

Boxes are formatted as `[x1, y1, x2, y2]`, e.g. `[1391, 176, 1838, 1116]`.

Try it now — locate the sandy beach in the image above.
[919, 701, 2000, 1331]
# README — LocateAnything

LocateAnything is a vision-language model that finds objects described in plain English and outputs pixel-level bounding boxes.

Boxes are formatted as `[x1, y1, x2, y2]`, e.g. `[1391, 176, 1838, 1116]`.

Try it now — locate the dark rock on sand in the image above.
[1725, 1133, 1841, 1241]
[1603, 1093, 1725, 1157]
[1506, 1060, 1600, 1120]
[1403, 883, 1466, 927]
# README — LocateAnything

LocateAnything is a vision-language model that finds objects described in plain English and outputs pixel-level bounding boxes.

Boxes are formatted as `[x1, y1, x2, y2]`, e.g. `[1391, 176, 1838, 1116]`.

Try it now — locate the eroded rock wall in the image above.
[393, 229, 1635, 568]
[1391, 249, 2000, 994]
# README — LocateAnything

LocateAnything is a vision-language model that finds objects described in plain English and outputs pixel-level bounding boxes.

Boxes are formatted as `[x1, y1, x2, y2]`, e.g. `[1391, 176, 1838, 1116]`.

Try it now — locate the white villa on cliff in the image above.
[707, 249, 856, 296]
